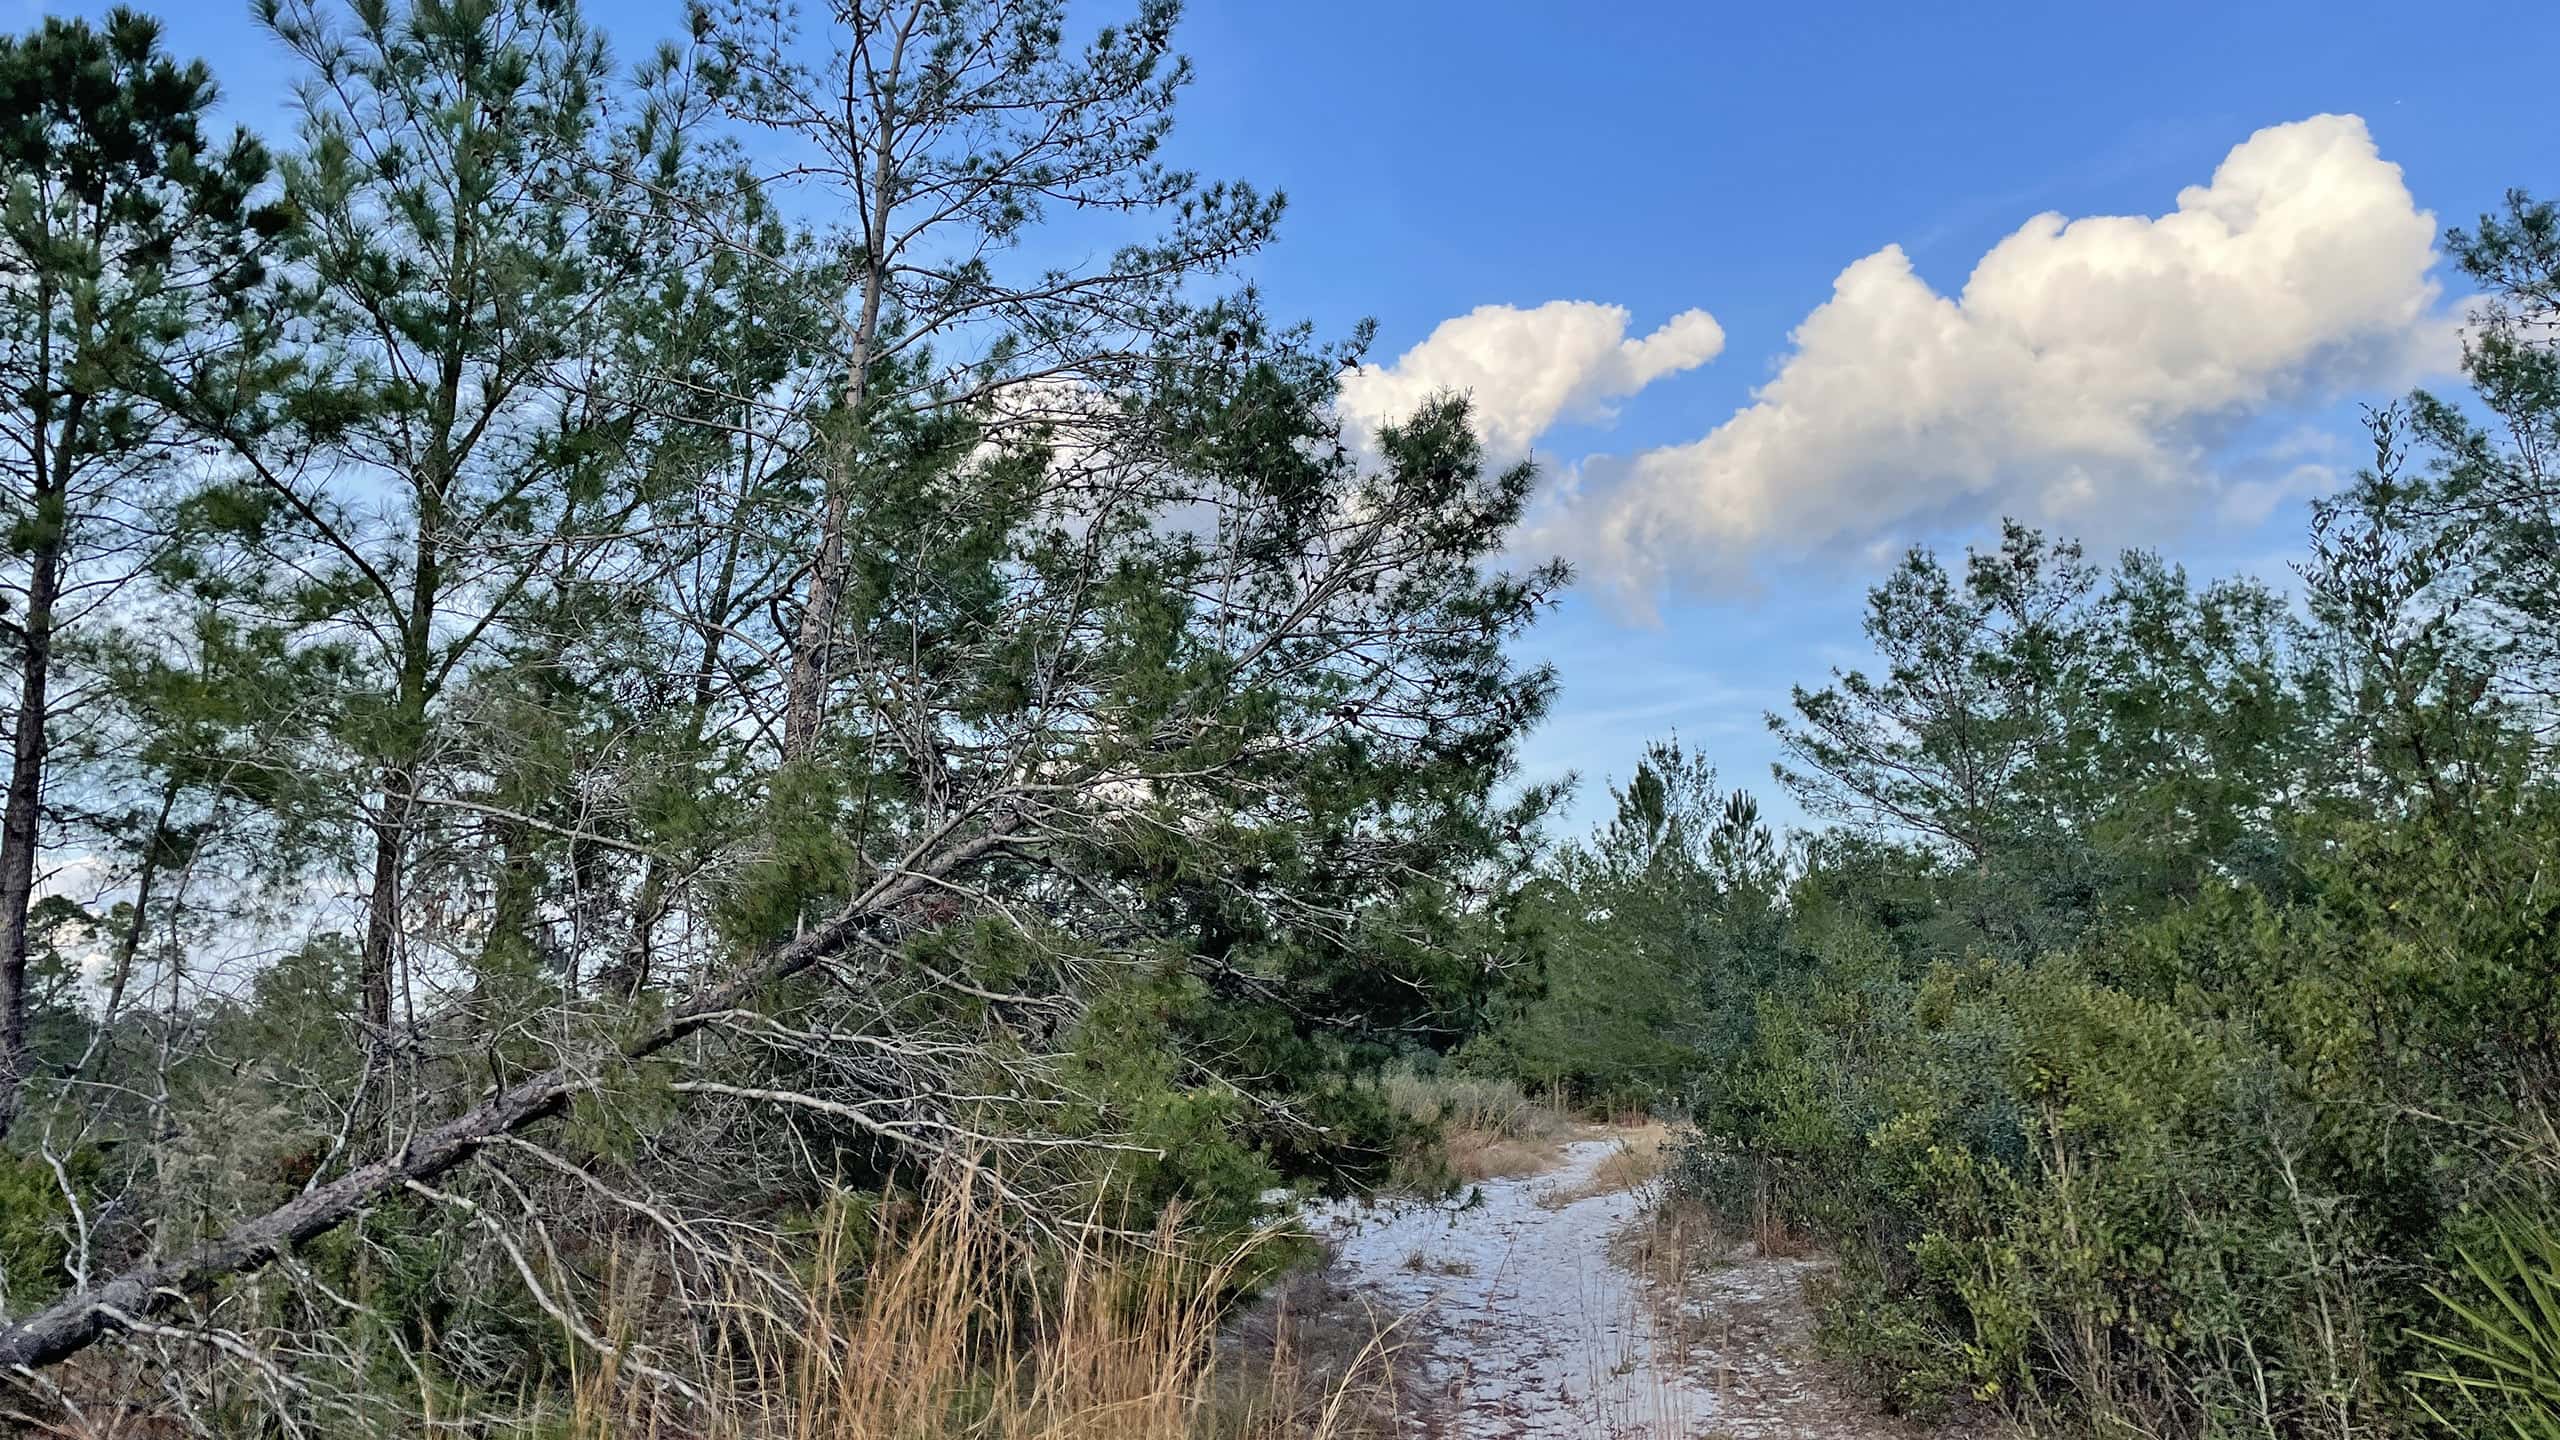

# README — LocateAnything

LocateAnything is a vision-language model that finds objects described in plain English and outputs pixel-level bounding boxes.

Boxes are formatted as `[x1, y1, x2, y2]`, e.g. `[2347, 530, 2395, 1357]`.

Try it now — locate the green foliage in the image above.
[0, 6, 284, 423]
[1775, 521, 2098, 874]
[22, 4, 2560, 1437]
[2415, 1210, 2560, 1440]
[1617, 294, 2560, 1434]
[0, 2, 290, 1135]
[1470, 737, 1782, 1103]
[0, 0, 1572, 1428]
[1661, 683, 2560, 1439]
[1061, 969, 1280, 1242]
[0, 1148, 78, 1310]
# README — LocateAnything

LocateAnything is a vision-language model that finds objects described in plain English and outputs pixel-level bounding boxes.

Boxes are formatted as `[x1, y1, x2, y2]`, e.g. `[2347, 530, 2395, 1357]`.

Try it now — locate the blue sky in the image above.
[49, 0, 2560, 833]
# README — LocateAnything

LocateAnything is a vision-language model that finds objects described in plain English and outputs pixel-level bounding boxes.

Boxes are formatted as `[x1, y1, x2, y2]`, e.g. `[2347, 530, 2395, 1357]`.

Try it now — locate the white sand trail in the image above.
[1305, 1133, 1926, 1439]
[1307, 1137, 1712, 1438]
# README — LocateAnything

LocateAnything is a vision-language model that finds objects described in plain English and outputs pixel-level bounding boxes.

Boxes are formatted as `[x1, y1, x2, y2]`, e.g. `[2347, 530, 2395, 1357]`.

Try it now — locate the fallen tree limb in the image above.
[0, 812, 1012, 1375]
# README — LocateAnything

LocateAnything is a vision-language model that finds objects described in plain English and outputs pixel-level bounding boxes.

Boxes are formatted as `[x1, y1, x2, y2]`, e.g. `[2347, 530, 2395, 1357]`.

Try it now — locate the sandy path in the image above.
[1305, 1134, 1903, 1439]
[1309, 1136, 1705, 1437]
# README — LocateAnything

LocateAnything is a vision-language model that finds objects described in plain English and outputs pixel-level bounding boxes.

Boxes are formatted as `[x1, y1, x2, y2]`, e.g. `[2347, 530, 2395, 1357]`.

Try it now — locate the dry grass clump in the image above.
[1208, 1260, 1408, 1439]
[1378, 1069, 1552, 1138]
[1615, 1186, 1730, 1301]
[554, 1178, 1394, 1440]
[1438, 1127, 1559, 1184]
[1381, 1068, 1576, 1185]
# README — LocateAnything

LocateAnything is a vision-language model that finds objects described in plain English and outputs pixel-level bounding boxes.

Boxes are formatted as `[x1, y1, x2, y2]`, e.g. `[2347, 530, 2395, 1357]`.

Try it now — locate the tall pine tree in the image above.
[0, 10, 283, 1136]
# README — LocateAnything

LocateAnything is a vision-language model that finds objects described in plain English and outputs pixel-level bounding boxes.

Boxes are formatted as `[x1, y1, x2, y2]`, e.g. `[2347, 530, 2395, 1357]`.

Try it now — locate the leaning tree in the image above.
[0, 3, 1564, 1418]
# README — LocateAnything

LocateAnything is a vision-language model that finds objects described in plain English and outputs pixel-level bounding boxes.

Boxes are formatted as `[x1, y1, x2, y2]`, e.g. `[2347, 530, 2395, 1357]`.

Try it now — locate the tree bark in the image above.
[778, 30, 903, 761]
[779, 455, 857, 759]
[363, 479, 441, 1044]
[359, 778, 409, 1042]
[0, 490, 61, 1142]
[74, 782, 179, 1086]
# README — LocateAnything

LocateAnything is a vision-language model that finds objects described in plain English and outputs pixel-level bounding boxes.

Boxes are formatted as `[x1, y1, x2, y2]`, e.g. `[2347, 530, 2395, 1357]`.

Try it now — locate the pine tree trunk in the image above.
[96, 783, 177, 1036]
[0, 481, 64, 1141]
[780, 474, 855, 759]
[779, 69, 898, 762]
[363, 535, 438, 1049]
[360, 777, 409, 1042]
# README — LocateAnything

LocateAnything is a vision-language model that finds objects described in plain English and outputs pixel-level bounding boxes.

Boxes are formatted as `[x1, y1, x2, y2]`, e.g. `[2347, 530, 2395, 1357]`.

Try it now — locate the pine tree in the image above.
[0, 9, 284, 1136]
[1771, 520, 2097, 870]
[0, 0, 1569, 1394]
[182, 0, 695, 1051]
[690, 0, 1296, 760]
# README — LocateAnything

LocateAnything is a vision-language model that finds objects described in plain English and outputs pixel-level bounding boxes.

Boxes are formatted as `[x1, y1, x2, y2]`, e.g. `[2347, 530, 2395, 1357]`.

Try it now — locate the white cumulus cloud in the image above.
[1338, 301, 1724, 461]
[1527, 113, 2454, 609]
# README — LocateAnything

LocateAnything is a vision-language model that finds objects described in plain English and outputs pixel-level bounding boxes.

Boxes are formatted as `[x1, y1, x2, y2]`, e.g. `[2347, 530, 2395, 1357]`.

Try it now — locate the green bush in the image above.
[1673, 798, 2560, 1438]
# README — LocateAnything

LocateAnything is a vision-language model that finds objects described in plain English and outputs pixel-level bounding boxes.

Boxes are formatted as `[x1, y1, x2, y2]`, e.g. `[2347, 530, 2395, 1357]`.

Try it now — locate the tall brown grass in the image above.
[554, 1178, 1396, 1440]
[1380, 1068, 1577, 1185]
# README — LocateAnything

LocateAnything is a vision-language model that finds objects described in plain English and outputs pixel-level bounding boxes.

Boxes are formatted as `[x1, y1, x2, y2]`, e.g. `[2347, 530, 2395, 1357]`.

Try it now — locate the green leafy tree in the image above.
[0, 355, 1564, 1387]
[588, 112, 841, 995]
[2303, 406, 2519, 818]
[2295, 196, 2560, 816]
[2066, 553, 2344, 907]
[1770, 522, 2105, 956]
[2383, 192, 2560, 713]
[1773, 521, 2096, 872]
[1477, 739, 1767, 1099]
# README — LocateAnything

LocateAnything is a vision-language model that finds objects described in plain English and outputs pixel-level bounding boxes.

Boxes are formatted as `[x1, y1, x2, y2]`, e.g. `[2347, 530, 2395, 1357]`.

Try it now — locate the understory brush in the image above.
[1376, 1065, 1578, 1189]
[15, 1172, 1397, 1439]
[2413, 1209, 2560, 1440]
[549, 1178, 1399, 1440]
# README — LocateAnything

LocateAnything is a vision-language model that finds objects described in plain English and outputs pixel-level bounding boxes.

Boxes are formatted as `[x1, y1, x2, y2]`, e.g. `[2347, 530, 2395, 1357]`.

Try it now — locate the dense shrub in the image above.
[1664, 791, 2560, 1438]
